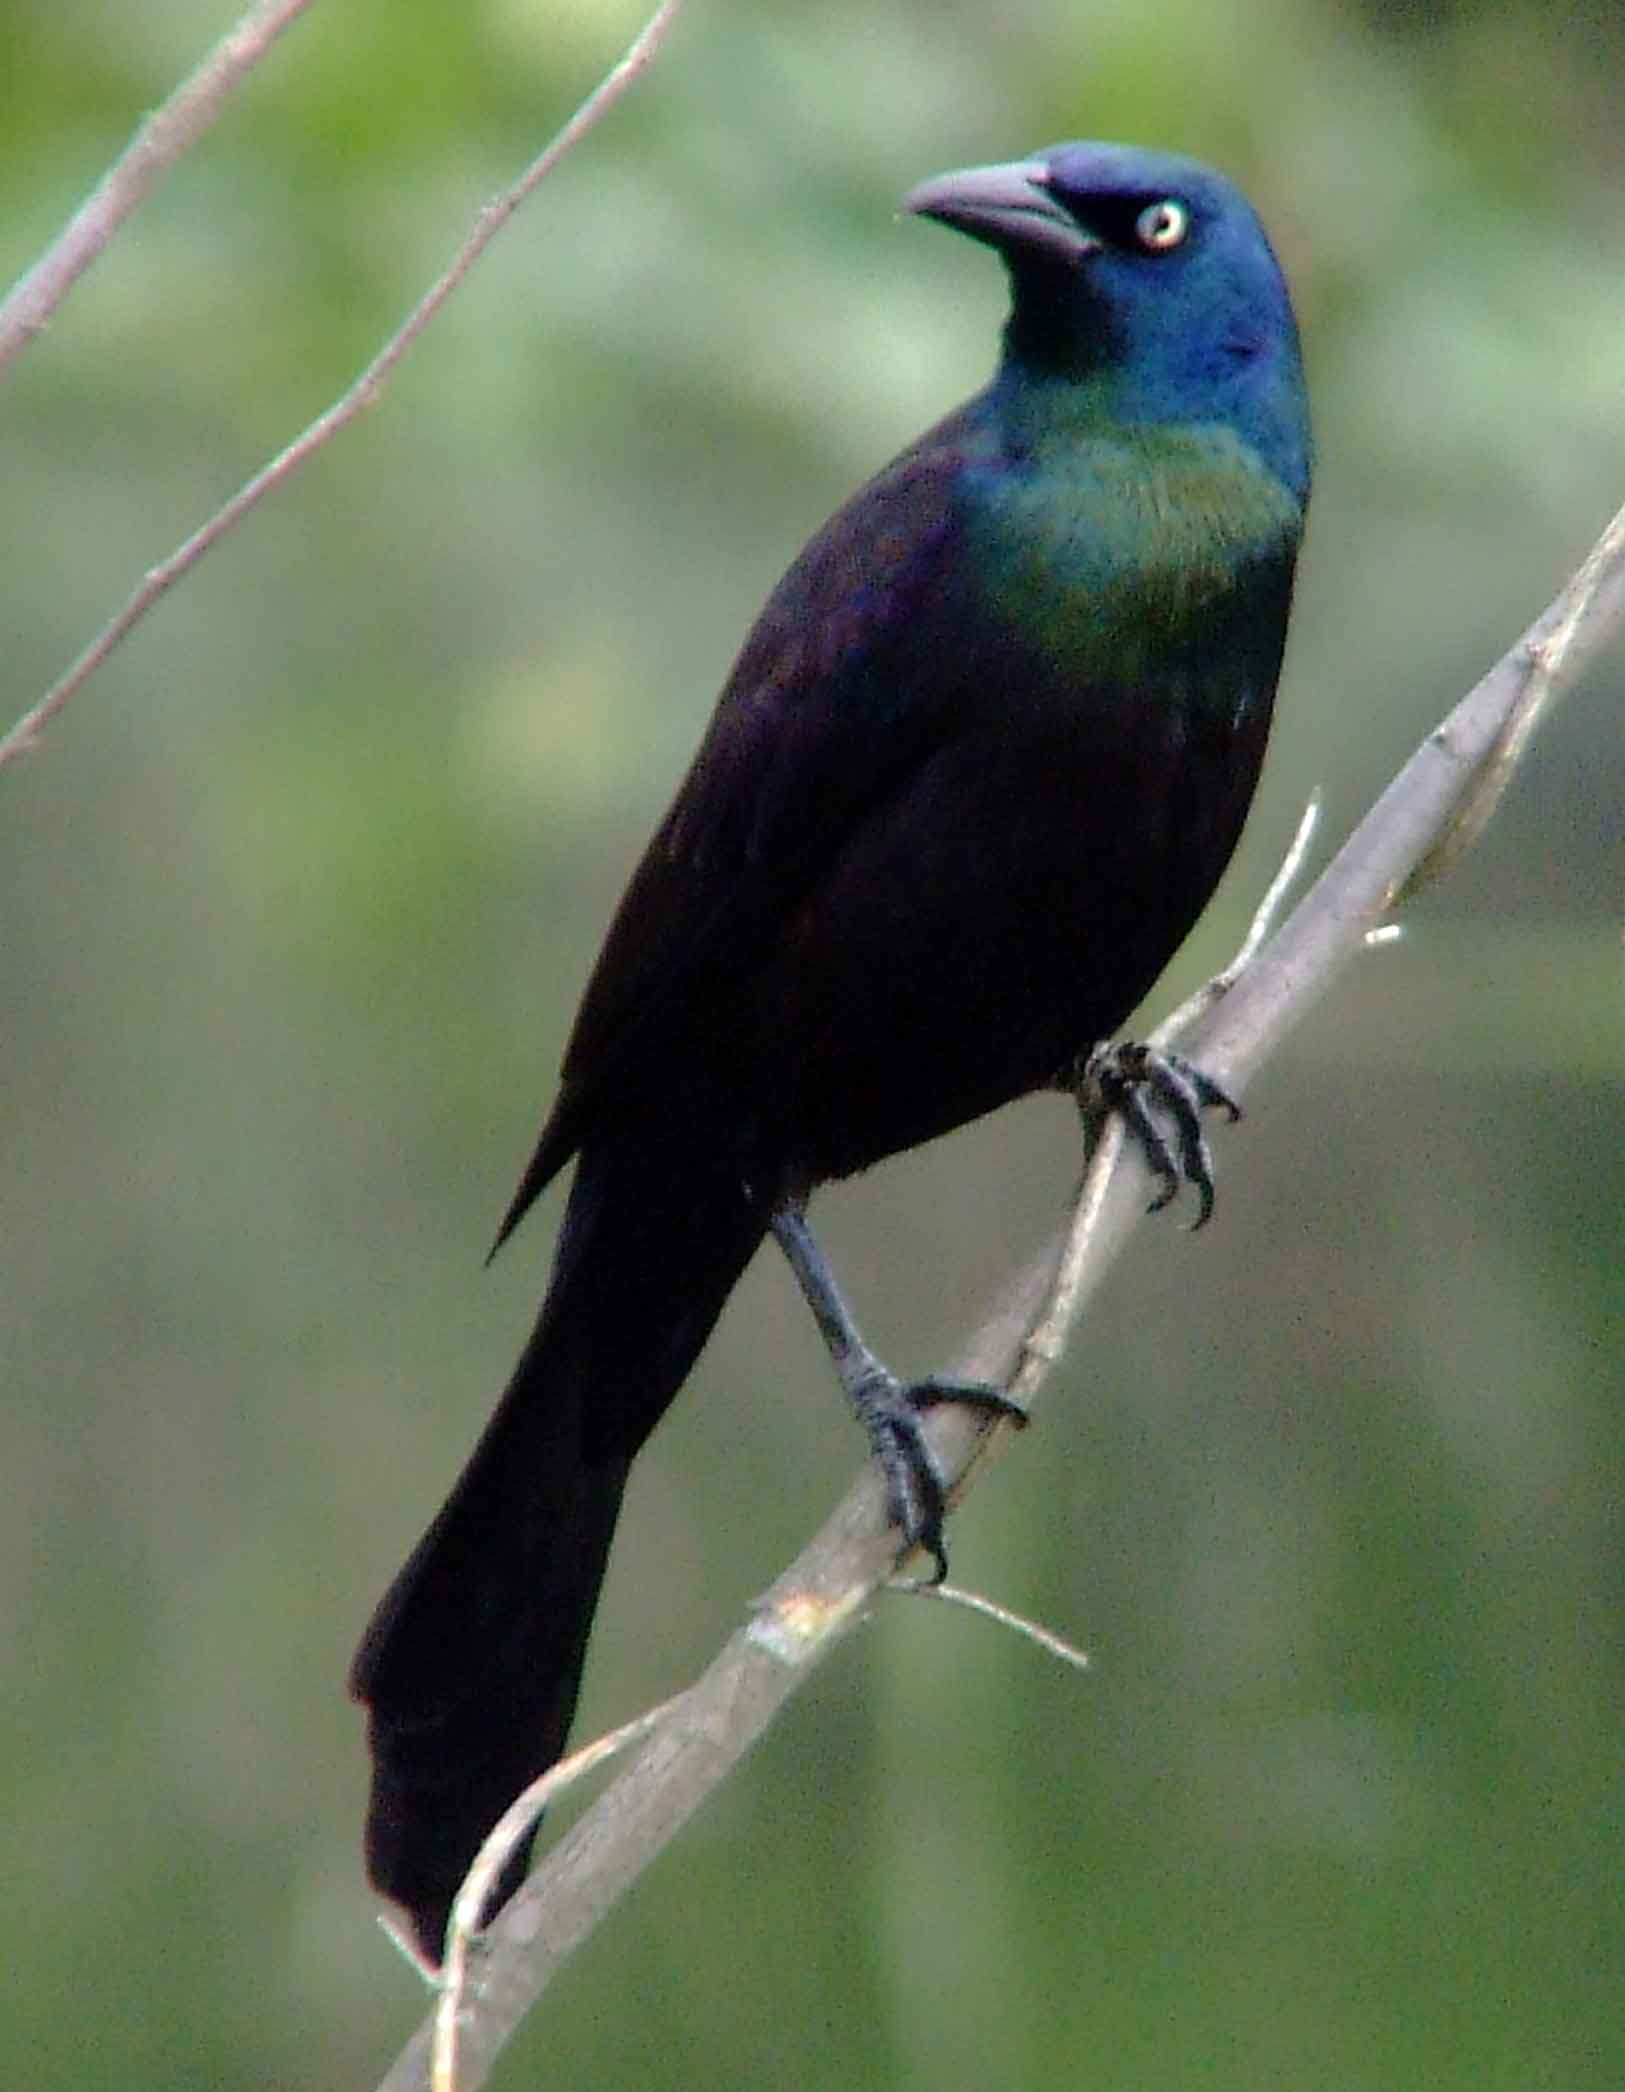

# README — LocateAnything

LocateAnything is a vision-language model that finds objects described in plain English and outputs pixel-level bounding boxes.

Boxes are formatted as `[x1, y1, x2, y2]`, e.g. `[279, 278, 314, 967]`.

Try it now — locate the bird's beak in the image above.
[902, 159, 1100, 266]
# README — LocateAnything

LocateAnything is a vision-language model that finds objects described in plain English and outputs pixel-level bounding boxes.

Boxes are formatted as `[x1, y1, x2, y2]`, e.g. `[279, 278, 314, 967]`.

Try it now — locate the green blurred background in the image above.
[3, 1, 1622, 2084]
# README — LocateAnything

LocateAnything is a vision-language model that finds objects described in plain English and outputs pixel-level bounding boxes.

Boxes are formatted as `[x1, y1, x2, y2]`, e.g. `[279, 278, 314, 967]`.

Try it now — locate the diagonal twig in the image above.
[432, 1697, 684, 2092]
[0, 0, 686, 773]
[0, 0, 319, 374]
[887, 1577, 1093, 1674]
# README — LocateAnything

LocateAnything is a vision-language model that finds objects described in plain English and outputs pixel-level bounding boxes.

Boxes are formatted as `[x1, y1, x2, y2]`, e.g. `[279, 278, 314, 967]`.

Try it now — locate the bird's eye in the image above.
[1135, 199, 1188, 253]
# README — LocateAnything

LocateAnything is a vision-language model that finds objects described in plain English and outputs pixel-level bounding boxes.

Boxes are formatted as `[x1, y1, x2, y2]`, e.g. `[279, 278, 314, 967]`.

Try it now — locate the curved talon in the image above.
[872, 1408, 950, 1582]
[1076, 1040, 1241, 1228]
[1105, 1073, 1182, 1211]
[848, 1367, 1023, 1581]
[909, 1376, 1030, 1428]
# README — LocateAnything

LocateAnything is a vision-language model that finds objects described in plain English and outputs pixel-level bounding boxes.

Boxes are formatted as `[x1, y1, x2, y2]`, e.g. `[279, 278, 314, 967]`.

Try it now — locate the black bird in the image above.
[352, 140, 1312, 1968]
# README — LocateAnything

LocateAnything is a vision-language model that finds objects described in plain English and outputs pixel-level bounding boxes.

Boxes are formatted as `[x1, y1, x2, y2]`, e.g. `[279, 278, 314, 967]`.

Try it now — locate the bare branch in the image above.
[1154, 789, 1321, 1040]
[371, 503, 1625, 2092]
[0, 0, 317, 373]
[434, 1697, 684, 2092]
[0, 0, 686, 772]
[1399, 501, 1625, 902]
[887, 1578, 1093, 1674]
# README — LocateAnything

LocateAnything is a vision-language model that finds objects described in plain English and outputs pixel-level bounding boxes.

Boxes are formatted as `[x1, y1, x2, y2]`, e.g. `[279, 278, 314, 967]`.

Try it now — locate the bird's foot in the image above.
[1071, 1040, 1241, 1228]
[849, 1366, 1029, 1582]
[770, 1204, 1026, 1578]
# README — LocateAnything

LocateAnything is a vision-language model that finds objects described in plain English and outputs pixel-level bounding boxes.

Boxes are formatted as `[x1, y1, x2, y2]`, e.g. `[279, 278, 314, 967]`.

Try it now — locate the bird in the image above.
[351, 139, 1312, 1971]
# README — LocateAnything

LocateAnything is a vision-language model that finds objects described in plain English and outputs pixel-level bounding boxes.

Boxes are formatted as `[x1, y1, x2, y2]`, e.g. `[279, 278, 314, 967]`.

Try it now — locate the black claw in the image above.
[1106, 1074, 1182, 1211]
[849, 1368, 1022, 1577]
[862, 1390, 948, 1573]
[1075, 1040, 1241, 1227]
[908, 1376, 1030, 1428]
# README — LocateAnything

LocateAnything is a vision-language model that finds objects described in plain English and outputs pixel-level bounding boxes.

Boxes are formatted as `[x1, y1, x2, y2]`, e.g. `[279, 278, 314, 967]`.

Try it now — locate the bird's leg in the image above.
[1066, 1041, 1242, 1228]
[770, 1202, 1027, 1581]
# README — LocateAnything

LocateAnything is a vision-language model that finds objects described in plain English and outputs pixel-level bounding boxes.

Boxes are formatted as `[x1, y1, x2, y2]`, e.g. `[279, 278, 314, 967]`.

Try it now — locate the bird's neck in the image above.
[988, 345, 1311, 510]
[969, 367, 1303, 529]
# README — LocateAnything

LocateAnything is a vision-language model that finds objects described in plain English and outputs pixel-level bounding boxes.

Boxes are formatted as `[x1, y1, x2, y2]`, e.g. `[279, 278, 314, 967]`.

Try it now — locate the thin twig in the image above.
[1399, 502, 1625, 902]
[372, 505, 1625, 2092]
[433, 1697, 684, 2092]
[888, 1578, 1092, 1673]
[0, 0, 686, 772]
[1154, 789, 1321, 1039]
[0, 0, 317, 373]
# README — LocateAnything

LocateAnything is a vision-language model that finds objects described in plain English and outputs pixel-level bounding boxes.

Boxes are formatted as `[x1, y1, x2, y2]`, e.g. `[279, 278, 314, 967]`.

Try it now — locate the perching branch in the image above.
[0, 0, 318, 375]
[0, 0, 686, 772]
[374, 502, 1625, 2092]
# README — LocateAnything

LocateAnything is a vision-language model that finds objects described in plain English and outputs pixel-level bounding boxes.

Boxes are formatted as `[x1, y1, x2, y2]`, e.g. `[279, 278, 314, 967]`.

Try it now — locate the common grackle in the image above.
[351, 141, 1312, 1969]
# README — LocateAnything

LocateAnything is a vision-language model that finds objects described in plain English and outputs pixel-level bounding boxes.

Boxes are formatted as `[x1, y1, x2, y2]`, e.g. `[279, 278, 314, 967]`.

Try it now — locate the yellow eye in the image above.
[1135, 199, 1188, 253]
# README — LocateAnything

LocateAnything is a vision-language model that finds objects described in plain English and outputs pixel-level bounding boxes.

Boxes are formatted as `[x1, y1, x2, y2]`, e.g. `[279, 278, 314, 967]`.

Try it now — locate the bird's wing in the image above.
[494, 412, 992, 1245]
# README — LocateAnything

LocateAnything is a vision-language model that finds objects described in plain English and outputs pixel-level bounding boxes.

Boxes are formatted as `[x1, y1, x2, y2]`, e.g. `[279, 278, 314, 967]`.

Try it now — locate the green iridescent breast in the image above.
[961, 421, 1303, 695]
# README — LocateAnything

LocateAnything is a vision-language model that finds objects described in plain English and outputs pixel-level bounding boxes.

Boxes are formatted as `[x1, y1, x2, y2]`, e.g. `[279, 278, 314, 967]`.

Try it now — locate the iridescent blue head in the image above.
[905, 142, 1311, 504]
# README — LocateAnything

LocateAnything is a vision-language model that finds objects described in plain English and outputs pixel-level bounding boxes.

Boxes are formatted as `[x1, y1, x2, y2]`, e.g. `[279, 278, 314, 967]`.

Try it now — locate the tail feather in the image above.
[350, 1144, 766, 1967]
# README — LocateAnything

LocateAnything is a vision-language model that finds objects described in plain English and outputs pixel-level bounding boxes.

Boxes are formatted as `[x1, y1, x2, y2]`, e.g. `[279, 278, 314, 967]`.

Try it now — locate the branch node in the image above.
[746, 1583, 870, 1665]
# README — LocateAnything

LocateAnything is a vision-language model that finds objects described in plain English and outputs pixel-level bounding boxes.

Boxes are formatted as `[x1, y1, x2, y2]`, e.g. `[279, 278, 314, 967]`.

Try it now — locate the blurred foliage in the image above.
[1, 1, 1621, 2086]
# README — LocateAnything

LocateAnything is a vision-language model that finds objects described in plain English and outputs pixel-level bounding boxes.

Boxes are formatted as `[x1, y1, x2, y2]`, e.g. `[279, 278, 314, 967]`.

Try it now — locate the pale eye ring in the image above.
[1136, 198, 1188, 252]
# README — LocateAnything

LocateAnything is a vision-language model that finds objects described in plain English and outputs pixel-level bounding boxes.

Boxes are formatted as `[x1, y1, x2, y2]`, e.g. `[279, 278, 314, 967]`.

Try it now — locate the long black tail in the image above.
[350, 1142, 767, 1968]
